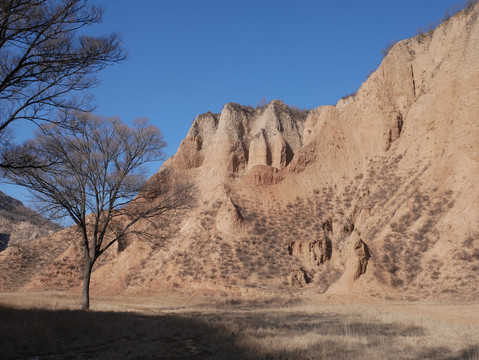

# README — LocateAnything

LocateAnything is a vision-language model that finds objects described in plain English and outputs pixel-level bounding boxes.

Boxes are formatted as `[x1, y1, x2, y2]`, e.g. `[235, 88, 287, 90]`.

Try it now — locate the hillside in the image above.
[0, 191, 64, 290]
[2, 3, 479, 301]
[0, 191, 61, 249]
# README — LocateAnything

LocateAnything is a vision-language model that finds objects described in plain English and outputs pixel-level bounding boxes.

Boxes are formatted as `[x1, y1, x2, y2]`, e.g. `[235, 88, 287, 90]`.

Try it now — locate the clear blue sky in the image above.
[1, 0, 466, 205]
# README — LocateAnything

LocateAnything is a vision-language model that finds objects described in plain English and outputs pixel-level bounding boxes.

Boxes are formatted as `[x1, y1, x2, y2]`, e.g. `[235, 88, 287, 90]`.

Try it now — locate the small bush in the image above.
[382, 40, 398, 58]
[340, 92, 357, 101]
[256, 97, 268, 109]
[289, 105, 311, 118]
[416, 27, 434, 44]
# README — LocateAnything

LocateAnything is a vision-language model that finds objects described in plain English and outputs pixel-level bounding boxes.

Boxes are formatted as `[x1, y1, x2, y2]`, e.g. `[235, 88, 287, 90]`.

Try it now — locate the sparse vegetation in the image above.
[256, 97, 269, 109]
[416, 0, 479, 43]
[382, 40, 398, 58]
[464, 0, 479, 13]
[416, 24, 436, 44]
[289, 105, 311, 118]
[375, 0, 479, 70]
[340, 91, 357, 101]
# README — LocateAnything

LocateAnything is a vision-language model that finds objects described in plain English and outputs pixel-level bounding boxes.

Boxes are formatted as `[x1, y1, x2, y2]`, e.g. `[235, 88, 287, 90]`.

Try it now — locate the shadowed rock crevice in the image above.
[385, 112, 404, 151]
[0, 233, 10, 251]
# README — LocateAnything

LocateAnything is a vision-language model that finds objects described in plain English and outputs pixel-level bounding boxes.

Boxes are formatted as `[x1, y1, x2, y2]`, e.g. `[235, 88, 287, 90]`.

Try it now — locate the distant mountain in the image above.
[0, 190, 61, 248]
[0, 191, 68, 290]
[0, 191, 23, 212]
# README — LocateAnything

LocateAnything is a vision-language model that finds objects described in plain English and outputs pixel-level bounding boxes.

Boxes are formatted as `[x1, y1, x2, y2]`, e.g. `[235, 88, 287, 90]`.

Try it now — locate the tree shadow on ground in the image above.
[0, 305, 240, 359]
[0, 305, 477, 359]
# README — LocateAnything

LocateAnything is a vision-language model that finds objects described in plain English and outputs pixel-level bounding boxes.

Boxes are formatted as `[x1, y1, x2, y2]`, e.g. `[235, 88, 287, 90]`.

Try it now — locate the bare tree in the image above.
[0, 0, 126, 170]
[6, 113, 195, 310]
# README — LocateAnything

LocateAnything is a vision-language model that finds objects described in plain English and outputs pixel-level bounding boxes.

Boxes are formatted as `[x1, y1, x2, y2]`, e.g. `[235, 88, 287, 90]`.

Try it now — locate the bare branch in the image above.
[0, 0, 126, 170]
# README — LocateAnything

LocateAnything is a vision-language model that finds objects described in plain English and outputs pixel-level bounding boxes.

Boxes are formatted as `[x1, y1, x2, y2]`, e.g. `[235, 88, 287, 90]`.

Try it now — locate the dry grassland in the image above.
[0, 292, 478, 359]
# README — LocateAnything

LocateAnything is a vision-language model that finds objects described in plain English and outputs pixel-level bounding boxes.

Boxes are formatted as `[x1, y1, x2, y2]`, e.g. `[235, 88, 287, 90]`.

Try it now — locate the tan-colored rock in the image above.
[248, 130, 269, 169]
[353, 239, 371, 280]
[288, 229, 332, 270]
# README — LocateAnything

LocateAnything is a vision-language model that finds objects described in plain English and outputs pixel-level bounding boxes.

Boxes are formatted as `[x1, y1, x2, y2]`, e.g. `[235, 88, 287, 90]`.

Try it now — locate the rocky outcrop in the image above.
[288, 229, 332, 286]
[288, 232, 332, 268]
[248, 130, 270, 169]
[353, 239, 371, 280]
[290, 267, 314, 287]
[215, 197, 244, 234]
[174, 112, 219, 169]
[170, 100, 307, 187]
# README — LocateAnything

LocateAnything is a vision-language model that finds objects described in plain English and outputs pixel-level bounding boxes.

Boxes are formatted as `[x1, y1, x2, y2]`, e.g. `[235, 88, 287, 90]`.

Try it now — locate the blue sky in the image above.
[2, 0, 466, 205]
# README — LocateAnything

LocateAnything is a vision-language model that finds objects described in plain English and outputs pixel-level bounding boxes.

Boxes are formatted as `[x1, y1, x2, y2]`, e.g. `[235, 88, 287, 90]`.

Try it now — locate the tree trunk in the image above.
[82, 261, 93, 311]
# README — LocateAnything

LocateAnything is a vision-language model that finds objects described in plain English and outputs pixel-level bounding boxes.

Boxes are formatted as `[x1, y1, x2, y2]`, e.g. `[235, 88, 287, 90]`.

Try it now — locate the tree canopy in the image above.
[6, 113, 195, 310]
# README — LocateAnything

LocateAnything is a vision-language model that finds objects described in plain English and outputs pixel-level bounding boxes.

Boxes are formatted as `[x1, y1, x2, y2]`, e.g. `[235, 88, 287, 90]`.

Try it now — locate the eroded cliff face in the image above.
[172, 100, 307, 190]
[6, 4, 479, 300]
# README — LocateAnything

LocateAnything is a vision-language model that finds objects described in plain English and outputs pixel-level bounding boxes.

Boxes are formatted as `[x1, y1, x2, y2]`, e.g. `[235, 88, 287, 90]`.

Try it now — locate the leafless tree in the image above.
[6, 113, 195, 310]
[0, 0, 126, 170]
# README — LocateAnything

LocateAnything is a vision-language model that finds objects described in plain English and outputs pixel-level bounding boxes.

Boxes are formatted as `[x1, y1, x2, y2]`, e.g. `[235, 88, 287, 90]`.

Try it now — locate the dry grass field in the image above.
[0, 292, 478, 359]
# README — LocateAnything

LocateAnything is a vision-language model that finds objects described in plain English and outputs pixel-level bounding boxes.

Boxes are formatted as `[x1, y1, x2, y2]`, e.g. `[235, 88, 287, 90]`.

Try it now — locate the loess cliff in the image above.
[2, 3, 479, 301]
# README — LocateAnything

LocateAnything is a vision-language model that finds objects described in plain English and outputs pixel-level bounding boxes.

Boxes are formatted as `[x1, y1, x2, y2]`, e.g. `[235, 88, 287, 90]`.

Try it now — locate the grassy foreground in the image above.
[0, 294, 478, 359]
